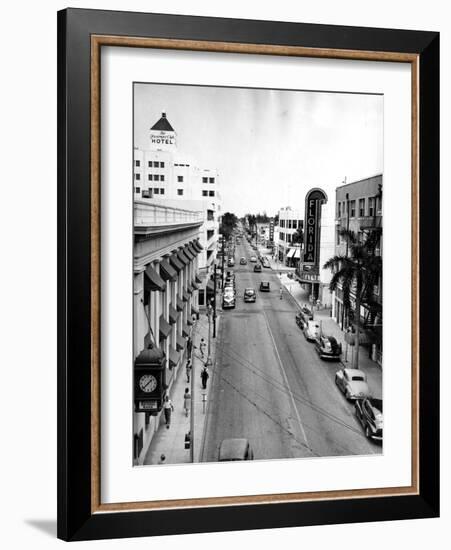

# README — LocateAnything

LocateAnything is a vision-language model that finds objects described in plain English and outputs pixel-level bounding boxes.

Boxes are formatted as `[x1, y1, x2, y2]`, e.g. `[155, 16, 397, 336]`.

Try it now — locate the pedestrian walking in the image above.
[199, 338, 207, 358]
[158, 454, 166, 464]
[279, 286, 283, 299]
[185, 358, 192, 383]
[200, 367, 209, 390]
[187, 336, 193, 357]
[183, 388, 191, 417]
[162, 395, 174, 429]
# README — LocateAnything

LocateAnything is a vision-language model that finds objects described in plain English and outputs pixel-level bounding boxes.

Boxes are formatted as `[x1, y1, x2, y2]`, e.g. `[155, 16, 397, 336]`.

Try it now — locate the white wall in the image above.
[0, 1, 448, 550]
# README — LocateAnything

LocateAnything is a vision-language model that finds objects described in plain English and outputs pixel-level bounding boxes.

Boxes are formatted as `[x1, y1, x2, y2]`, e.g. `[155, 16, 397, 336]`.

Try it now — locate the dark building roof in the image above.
[150, 112, 174, 132]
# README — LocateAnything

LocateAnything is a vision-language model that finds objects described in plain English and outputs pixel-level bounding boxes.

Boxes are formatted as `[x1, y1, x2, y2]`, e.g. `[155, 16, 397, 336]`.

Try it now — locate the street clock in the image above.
[134, 347, 166, 414]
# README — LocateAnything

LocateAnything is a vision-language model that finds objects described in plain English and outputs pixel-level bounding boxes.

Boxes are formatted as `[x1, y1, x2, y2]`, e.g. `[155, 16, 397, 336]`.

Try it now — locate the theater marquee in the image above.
[303, 188, 328, 266]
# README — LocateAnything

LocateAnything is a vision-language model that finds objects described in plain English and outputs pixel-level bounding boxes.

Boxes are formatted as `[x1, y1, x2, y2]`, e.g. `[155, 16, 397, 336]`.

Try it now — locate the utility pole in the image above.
[213, 266, 217, 338]
[206, 303, 212, 367]
[341, 187, 350, 330]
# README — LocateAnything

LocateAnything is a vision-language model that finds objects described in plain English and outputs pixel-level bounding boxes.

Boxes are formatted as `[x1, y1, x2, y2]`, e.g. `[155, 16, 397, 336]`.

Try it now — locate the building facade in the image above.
[276, 207, 303, 267]
[332, 174, 383, 364]
[133, 112, 222, 284]
[133, 200, 204, 465]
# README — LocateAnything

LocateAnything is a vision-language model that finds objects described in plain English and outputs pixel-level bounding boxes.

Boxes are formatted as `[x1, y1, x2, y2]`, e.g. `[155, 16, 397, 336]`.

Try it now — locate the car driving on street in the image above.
[355, 397, 383, 441]
[243, 288, 256, 302]
[222, 288, 236, 309]
[253, 263, 262, 272]
[335, 368, 370, 401]
[259, 281, 270, 292]
[218, 438, 254, 461]
[250, 256, 257, 263]
[314, 335, 342, 360]
[239, 257, 247, 265]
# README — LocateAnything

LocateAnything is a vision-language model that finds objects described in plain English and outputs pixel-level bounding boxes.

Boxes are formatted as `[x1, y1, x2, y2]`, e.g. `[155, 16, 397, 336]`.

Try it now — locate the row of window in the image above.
[202, 177, 215, 184]
[337, 196, 380, 218]
[279, 232, 293, 242]
[135, 160, 166, 168]
[134, 187, 215, 198]
[279, 219, 301, 229]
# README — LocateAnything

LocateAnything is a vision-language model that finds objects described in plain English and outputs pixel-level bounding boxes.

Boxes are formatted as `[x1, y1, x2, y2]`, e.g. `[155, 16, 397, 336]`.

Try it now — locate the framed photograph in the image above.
[57, 8, 439, 541]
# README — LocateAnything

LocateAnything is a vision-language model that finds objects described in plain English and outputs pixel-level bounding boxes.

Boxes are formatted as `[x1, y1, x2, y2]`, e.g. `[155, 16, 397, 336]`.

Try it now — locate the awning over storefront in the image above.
[144, 265, 166, 292]
[195, 274, 202, 284]
[187, 284, 193, 295]
[176, 297, 184, 312]
[182, 291, 189, 302]
[188, 244, 198, 257]
[159, 259, 177, 282]
[168, 347, 180, 368]
[286, 248, 296, 259]
[193, 240, 203, 252]
[177, 250, 190, 265]
[168, 304, 179, 325]
[191, 304, 199, 316]
[187, 317, 193, 326]
[169, 254, 184, 272]
[182, 324, 190, 338]
[183, 246, 195, 261]
[176, 334, 185, 352]
[191, 281, 200, 291]
[159, 316, 172, 341]
[293, 248, 301, 259]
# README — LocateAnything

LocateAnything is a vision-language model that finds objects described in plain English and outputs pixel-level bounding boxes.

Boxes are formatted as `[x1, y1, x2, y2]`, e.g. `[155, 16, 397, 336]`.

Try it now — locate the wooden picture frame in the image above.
[57, 8, 439, 541]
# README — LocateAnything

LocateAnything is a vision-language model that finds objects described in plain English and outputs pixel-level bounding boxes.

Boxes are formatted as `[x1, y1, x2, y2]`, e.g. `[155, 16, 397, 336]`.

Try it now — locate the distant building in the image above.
[277, 207, 303, 267]
[332, 174, 383, 364]
[133, 112, 222, 299]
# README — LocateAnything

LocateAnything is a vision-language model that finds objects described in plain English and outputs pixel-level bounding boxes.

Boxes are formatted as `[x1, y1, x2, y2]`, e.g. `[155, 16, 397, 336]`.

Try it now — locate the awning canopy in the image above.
[187, 284, 193, 295]
[183, 246, 195, 261]
[169, 254, 184, 272]
[176, 334, 185, 352]
[159, 316, 172, 341]
[177, 250, 190, 265]
[168, 347, 180, 368]
[188, 244, 198, 257]
[193, 240, 203, 252]
[144, 265, 166, 292]
[191, 305, 199, 316]
[182, 291, 189, 302]
[159, 259, 177, 282]
[286, 248, 296, 259]
[176, 297, 184, 312]
[182, 324, 190, 338]
[191, 281, 200, 291]
[195, 274, 202, 284]
[168, 304, 179, 325]
[293, 248, 301, 258]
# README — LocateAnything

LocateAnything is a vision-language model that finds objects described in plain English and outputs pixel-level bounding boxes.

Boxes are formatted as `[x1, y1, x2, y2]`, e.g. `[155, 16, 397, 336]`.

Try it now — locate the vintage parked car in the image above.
[315, 335, 342, 360]
[227, 258, 235, 267]
[259, 281, 270, 292]
[250, 256, 257, 263]
[253, 264, 262, 273]
[222, 289, 236, 309]
[243, 288, 256, 303]
[335, 368, 370, 401]
[303, 320, 321, 342]
[261, 257, 270, 268]
[355, 397, 383, 441]
[239, 257, 247, 265]
[218, 438, 254, 461]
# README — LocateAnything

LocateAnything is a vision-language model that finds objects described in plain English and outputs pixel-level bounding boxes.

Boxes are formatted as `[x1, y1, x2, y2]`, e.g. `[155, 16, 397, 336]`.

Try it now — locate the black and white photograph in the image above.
[133, 83, 383, 466]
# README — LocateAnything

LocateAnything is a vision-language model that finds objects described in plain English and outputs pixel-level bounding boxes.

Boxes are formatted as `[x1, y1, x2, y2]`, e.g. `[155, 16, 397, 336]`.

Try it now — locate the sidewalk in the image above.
[143, 315, 219, 465]
[279, 272, 383, 400]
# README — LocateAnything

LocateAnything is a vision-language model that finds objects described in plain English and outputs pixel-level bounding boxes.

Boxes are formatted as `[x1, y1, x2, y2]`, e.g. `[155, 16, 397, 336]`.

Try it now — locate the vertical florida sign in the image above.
[303, 188, 328, 265]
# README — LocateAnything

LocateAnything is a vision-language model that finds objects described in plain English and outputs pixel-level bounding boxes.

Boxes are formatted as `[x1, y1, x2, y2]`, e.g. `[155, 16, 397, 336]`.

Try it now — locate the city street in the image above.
[201, 239, 381, 462]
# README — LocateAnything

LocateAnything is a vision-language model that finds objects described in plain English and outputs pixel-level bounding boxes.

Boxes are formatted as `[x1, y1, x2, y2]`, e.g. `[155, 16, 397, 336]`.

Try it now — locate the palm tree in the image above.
[323, 228, 382, 369]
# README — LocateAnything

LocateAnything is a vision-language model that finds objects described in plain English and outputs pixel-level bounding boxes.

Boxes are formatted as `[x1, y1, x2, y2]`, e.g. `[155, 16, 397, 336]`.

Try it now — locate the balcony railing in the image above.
[134, 200, 203, 228]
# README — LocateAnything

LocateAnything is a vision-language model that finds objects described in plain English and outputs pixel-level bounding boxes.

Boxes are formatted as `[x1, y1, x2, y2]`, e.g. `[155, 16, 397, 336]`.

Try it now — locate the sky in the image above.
[134, 83, 383, 218]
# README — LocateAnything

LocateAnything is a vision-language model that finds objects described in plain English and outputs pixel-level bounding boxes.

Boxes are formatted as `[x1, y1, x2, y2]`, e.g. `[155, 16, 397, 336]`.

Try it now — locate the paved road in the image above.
[201, 238, 381, 462]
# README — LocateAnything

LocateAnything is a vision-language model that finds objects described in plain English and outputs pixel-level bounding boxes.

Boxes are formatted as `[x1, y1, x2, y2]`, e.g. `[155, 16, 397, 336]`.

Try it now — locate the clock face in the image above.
[139, 374, 157, 393]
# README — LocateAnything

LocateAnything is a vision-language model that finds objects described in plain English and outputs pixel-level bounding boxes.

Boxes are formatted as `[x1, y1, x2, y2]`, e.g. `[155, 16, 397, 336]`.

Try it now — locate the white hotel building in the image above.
[134, 112, 221, 292]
